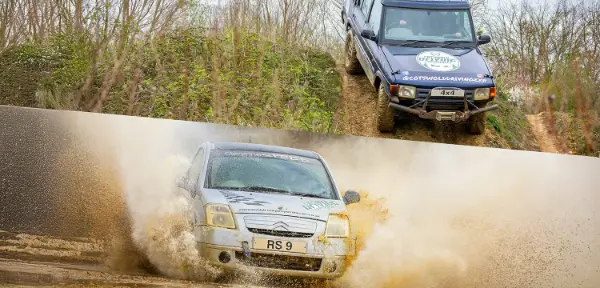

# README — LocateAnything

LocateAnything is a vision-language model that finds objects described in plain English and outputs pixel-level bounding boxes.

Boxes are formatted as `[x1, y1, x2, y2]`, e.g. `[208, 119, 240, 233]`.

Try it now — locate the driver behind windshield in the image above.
[385, 9, 418, 39]
[441, 12, 463, 38]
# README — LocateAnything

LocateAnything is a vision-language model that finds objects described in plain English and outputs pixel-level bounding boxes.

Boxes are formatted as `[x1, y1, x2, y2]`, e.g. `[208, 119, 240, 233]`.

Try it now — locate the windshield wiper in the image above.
[288, 192, 329, 199]
[242, 186, 291, 193]
[211, 185, 289, 193]
[212, 185, 329, 198]
[439, 41, 473, 48]
[399, 40, 440, 47]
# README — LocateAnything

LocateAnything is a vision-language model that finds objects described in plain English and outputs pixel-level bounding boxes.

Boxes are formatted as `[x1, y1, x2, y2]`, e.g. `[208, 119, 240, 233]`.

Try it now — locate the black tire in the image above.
[467, 112, 486, 135]
[344, 30, 363, 75]
[377, 84, 395, 132]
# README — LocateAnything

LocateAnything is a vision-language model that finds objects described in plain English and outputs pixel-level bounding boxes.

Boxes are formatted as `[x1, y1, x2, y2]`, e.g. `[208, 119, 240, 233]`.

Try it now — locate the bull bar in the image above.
[388, 87, 499, 122]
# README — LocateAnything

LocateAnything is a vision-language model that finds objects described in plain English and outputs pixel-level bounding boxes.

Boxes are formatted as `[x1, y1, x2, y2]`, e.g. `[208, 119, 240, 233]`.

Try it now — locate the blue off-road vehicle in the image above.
[342, 0, 498, 134]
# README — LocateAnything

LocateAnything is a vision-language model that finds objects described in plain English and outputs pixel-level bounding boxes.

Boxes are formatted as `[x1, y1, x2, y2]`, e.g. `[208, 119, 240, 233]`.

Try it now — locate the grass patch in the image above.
[485, 94, 540, 151]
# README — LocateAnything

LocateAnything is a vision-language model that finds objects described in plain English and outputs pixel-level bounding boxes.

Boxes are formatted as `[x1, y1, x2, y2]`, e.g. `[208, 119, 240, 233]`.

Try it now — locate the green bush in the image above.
[486, 88, 540, 151]
[0, 28, 341, 134]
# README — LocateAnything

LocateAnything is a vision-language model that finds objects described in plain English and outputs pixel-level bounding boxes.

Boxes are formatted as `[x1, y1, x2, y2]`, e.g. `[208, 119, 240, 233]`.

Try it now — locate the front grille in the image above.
[414, 88, 475, 110]
[248, 228, 314, 238]
[243, 215, 317, 236]
[235, 251, 322, 272]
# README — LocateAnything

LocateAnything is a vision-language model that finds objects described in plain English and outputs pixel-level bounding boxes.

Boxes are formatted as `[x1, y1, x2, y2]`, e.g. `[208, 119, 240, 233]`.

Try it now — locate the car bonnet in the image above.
[202, 188, 346, 222]
[381, 45, 494, 87]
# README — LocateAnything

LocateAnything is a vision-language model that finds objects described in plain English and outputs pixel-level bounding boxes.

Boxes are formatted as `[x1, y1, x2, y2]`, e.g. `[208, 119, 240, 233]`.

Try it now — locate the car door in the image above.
[354, 0, 377, 83]
[364, 0, 384, 85]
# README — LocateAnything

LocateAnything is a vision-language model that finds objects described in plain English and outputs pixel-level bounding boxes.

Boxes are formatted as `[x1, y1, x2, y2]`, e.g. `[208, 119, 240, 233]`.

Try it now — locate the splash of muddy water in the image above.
[64, 114, 600, 288]
[69, 116, 221, 281]
[315, 139, 600, 288]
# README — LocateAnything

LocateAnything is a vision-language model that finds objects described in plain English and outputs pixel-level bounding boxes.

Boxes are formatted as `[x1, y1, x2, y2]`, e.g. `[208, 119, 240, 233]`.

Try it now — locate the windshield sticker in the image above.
[237, 208, 321, 218]
[220, 191, 271, 206]
[222, 151, 311, 163]
[416, 51, 460, 72]
[302, 200, 340, 211]
[402, 75, 488, 83]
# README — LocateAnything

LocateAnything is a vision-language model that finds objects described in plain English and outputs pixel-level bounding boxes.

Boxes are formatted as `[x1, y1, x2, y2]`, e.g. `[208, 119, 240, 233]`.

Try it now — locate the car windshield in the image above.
[382, 7, 475, 46]
[205, 150, 337, 199]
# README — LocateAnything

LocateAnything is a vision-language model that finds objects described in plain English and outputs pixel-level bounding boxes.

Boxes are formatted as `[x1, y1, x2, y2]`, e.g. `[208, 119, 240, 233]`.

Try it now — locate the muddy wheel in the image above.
[377, 84, 395, 132]
[344, 30, 363, 75]
[467, 112, 486, 135]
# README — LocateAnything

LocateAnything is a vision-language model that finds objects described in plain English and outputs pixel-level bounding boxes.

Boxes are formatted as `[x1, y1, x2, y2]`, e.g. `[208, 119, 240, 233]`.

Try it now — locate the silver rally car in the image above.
[177, 141, 361, 279]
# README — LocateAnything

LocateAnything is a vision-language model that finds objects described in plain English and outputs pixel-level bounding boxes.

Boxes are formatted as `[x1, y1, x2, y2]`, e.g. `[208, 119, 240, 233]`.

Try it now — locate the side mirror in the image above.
[477, 34, 491, 45]
[360, 29, 377, 41]
[343, 190, 361, 205]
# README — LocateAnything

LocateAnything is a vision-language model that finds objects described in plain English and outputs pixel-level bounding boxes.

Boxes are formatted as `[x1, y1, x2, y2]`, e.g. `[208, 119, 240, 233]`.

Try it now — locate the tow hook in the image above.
[242, 241, 251, 258]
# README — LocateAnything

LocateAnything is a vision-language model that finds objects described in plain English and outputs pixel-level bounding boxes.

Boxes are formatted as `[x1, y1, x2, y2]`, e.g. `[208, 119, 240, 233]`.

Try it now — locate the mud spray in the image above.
[66, 113, 600, 288]
[315, 139, 600, 288]
[69, 115, 222, 282]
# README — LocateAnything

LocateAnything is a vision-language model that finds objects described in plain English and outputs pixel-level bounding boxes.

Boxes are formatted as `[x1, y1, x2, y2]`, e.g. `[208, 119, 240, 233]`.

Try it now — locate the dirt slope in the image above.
[526, 113, 562, 153]
[335, 67, 387, 138]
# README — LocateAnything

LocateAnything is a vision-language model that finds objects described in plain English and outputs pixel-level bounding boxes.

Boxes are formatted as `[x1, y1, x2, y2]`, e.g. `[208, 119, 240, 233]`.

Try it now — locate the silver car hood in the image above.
[202, 188, 346, 222]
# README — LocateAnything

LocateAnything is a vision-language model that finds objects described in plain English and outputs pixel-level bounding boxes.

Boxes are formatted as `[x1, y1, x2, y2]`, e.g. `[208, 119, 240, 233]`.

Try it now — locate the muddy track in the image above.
[0, 228, 332, 288]
[334, 65, 506, 148]
[0, 230, 259, 288]
[526, 112, 565, 154]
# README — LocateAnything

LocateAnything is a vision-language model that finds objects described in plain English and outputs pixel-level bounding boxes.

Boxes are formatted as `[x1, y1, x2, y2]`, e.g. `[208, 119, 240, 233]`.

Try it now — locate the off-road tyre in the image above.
[344, 30, 363, 74]
[377, 84, 395, 132]
[467, 111, 486, 135]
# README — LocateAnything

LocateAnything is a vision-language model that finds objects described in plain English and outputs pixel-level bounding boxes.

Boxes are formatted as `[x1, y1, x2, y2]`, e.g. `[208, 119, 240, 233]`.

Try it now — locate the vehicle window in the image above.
[187, 147, 205, 189]
[205, 150, 337, 199]
[383, 7, 475, 44]
[462, 12, 473, 38]
[361, 0, 374, 17]
[368, 0, 383, 35]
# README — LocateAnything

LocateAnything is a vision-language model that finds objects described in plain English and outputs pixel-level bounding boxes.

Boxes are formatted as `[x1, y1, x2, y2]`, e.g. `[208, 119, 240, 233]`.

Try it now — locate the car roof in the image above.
[381, 0, 471, 9]
[206, 142, 321, 159]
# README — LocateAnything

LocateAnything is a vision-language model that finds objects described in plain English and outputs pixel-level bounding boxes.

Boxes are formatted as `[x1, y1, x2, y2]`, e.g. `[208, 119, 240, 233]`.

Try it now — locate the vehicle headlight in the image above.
[325, 214, 350, 238]
[474, 87, 496, 100]
[205, 204, 236, 229]
[390, 84, 416, 99]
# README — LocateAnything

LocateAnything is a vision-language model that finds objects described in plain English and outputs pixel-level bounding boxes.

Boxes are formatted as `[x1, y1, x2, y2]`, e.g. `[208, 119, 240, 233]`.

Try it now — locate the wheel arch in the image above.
[374, 76, 382, 91]
[374, 70, 388, 93]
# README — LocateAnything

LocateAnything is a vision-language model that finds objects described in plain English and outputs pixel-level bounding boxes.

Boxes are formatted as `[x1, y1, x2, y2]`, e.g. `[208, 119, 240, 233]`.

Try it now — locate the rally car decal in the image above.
[220, 190, 271, 206]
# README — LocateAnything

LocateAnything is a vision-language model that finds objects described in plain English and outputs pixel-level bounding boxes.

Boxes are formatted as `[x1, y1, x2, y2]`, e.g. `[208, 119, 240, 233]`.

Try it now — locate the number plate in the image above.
[253, 238, 307, 254]
[430, 88, 465, 97]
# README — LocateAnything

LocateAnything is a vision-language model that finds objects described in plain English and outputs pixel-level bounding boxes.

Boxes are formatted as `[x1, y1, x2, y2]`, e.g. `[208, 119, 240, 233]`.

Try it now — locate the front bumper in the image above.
[389, 87, 499, 122]
[198, 243, 347, 279]
[194, 215, 353, 279]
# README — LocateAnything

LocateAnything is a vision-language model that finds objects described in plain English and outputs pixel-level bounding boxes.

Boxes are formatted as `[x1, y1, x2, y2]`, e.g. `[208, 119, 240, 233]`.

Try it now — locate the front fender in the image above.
[374, 70, 387, 88]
